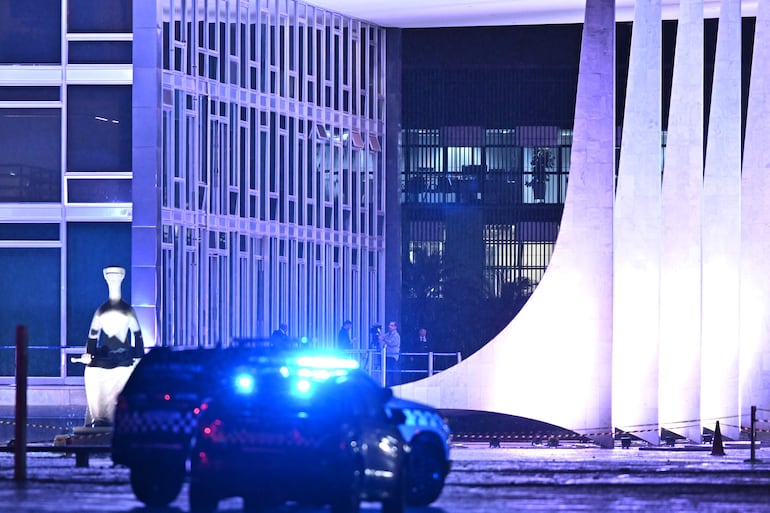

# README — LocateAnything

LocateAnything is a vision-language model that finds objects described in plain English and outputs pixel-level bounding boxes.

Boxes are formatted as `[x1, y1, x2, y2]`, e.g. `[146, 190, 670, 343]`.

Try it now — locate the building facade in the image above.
[0, 0, 390, 382]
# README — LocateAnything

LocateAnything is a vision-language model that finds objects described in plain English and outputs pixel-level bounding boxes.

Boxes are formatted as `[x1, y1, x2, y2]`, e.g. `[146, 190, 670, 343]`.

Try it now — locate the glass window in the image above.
[0, 109, 61, 202]
[0, 248, 61, 377]
[0, 224, 59, 241]
[65, 222, 131, 357]
[68, 41, 132, 64]
[0, 0, 61, 63]
[68, 0, 132, 33]
[68, 178, 132, 203]
[67, 86, 132, 172]
[0, 87, 59, 102]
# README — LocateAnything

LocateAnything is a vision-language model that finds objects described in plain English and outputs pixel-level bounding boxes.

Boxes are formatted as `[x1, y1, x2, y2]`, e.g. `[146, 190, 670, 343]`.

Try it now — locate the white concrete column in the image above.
[658, 0, 704, 445]
[740, 0, 770, 435]
[702, 0, 742, 442]
[612, 0, 662, 445]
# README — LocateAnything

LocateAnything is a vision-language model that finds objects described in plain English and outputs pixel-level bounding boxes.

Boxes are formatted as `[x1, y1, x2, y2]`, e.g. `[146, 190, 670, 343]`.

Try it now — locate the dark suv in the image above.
[111, 346, 223, 506]
[387, 397, 452, 506]
[188, 353, 409, 513]
[112, 346, 450, 509]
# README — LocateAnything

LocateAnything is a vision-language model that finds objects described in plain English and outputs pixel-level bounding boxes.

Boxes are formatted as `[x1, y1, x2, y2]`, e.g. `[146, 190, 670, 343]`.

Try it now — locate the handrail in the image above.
[0, 346, 463, 386]
[341, 349, 462, 386]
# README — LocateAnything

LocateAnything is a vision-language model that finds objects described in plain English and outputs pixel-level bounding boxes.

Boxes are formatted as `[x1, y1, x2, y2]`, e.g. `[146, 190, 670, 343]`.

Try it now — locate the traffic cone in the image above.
[711, 420, 725, 456]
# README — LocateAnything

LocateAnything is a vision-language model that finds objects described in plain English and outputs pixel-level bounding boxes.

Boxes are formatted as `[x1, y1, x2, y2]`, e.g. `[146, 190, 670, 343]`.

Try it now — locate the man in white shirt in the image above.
[378, 320, 401, 386]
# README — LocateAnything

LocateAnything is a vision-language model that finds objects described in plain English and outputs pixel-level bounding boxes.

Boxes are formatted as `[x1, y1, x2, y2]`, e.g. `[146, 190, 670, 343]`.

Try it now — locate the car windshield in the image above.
[123, 348, 213, 395]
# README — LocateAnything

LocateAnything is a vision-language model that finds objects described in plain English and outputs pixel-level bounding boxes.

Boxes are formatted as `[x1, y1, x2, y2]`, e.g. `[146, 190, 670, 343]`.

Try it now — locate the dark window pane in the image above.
[0, 1, 61, 63]
[68, 0, 132, 33]
[0, 109, 61, 202]
[68, 178, 132, 203]
[68, 41, 132, 64]
[0, 87, 59, 101]
[67, 86, 132, 172]
[0, 248, 60, 377]
[66, 222, 131, 353]
[0, 223, 59, 241]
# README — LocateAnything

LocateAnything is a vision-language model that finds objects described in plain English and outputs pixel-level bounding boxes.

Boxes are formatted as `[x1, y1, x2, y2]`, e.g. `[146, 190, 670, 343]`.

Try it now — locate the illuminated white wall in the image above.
[611, 0, 661, 445]
[740, 0, 770, 430]
[658, 0, 703, 446]
[395, 0, 617, 448]
[702, 0, 742, 442]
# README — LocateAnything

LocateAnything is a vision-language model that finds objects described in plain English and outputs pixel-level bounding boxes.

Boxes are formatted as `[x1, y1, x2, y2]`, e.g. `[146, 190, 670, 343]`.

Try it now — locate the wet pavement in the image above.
[1, 441, 769, 512]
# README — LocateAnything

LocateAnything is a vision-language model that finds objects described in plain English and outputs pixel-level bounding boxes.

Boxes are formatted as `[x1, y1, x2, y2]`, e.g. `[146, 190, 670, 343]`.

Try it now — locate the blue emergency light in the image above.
[234, 372, 256, 394]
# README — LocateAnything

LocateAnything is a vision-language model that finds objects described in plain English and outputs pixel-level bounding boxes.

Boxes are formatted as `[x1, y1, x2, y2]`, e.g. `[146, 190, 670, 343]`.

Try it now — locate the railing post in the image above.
[746, 405, 761, 463]
[380, 350, 387, 386]
[456, 351, 462, 364]
[14, 325, 28, 482]
[428, 352, 434, 376]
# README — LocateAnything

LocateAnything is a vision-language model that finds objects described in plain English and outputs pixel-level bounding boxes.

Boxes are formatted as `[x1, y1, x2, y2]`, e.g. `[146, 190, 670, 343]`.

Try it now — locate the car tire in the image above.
[406, 436, 447, 506]
[189, 482, 218, 513]
[330, 457, 363, 513]
[381, 465, 407, 513]
[243, 494, 268, 513]
[129, 461, 185, 507]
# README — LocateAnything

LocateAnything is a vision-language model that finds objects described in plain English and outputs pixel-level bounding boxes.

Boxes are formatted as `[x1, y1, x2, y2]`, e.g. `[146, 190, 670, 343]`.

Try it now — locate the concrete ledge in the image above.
[0, 384, 87, 408]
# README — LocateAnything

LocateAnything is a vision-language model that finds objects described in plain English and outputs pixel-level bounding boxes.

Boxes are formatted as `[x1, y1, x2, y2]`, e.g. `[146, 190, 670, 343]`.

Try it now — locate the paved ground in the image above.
[2, 406, 770, 511]
[1, 441, 770, 512]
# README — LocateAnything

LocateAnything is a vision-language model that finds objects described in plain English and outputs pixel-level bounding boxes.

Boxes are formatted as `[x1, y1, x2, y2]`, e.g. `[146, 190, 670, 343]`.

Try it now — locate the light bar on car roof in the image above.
[294, 355, 359, 370]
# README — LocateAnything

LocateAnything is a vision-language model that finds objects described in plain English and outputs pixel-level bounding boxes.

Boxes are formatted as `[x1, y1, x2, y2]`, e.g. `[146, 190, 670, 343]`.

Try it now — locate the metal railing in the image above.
[0, 345, 463, 387]
[344, 349, 463, 387]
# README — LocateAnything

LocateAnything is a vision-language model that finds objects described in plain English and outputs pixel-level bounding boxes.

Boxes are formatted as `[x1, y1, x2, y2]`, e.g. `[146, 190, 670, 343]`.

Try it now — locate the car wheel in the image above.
[129, 461, 185, 507]
[381, 465, 406, 513]
[330, 457, 362, 513]
[243, 494, 268, 513]
[189, 482, 218, 513]
[406, 436, 447, 506]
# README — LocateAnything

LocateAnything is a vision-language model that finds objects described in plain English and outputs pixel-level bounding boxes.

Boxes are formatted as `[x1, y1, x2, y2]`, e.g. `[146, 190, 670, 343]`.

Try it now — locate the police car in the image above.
[188, 353, 409, 513]
[112, 346, 450, 508]
[111, 346, 220, 506]
[387, 397, 452, 506]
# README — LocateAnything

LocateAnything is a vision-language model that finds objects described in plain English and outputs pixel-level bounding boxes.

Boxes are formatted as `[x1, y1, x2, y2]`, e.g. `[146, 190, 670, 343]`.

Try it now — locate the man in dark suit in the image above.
[406, 327, 430, 379]
[270, 323, 291, 349]
[337, 320, 355, 351]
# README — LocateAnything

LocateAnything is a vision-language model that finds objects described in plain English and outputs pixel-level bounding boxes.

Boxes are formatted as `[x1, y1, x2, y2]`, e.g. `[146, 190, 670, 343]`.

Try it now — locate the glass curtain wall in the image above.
[0, 0, 387, 381]
[402, 126, 570, 298]
[0, 0, 134, 382]
[154, 0, 387, 350]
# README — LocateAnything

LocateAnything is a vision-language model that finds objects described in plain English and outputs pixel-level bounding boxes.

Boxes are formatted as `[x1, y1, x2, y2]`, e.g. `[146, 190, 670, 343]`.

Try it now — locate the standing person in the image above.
[416, 327, 429, 353]
[412, 327, 430, 377]
[270, 323, 291, 349]
[337, 320, 356, 352]
[378, 320, 401, 386]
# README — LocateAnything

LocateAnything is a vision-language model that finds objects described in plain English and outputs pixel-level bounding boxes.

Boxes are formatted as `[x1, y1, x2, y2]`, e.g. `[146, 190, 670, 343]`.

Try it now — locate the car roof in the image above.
[387, 396, 439, 412]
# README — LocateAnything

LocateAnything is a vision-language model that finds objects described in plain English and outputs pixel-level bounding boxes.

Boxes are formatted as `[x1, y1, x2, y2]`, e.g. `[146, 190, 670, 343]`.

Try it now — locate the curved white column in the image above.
[395, 0, 616, 447]
[740, 0, 770, 433]
[702, 0, 742, 442]
[612, 0, 662, 445]
[658, 0, 704, 445]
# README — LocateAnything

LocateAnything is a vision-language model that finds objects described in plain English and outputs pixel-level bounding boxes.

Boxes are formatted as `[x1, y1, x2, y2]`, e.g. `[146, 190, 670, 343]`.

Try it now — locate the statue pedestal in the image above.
[54, 426, 112, 447]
